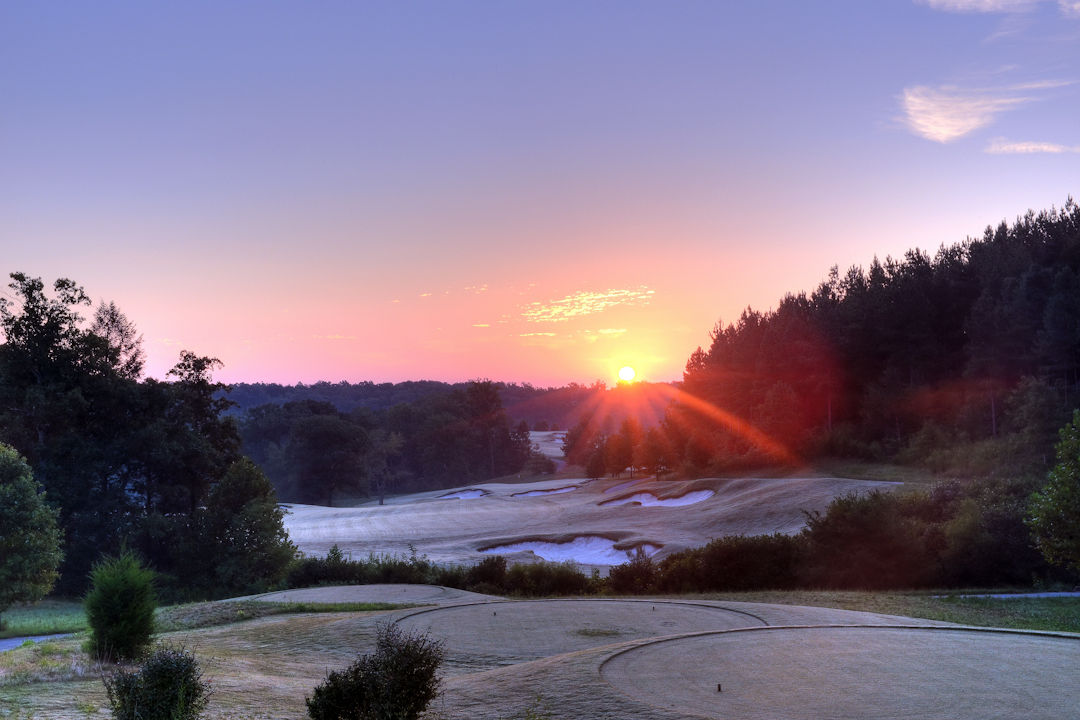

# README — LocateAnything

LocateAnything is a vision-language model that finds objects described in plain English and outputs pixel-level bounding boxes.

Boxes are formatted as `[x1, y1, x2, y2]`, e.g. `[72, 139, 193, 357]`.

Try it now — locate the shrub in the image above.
[306, 623, 445, 720]
[504, 559, 590, 596]
[607, 548, 657, 594]
[467, 555, 507, 589]
[104, 644, 211, 720]
[85, 549, 158, 660]
[696, 534, 803, 591]
[800, 490, 934, 590]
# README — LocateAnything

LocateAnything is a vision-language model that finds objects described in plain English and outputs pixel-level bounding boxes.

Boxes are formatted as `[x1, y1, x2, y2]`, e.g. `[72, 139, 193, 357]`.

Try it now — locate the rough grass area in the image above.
[687, 590, 1080, 633]
[0, 637, 106, 687]
[809, 459, 938, 487]
[573, 628, 624, 638]
[0, 600, 87, 639]
[155, 599, 425, 632]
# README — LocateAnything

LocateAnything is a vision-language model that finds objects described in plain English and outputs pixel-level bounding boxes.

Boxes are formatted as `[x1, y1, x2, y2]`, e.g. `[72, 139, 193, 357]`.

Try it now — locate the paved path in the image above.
[951, 591, 1080, 599]
[0, 633, 72, 653]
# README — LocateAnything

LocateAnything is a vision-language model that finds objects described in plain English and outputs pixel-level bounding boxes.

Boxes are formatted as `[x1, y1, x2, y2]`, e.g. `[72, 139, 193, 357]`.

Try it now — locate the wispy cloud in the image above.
[901, 86, 1030, 142]
[473, 323, 490, 327]
[521, 288, 654, 323]
[917, 0, 1079, 13]
[312, 334, 357, 340]
[520, 332, 557, 337]
[917, 0, 1038, 11]
[986, 137, 1080, 152]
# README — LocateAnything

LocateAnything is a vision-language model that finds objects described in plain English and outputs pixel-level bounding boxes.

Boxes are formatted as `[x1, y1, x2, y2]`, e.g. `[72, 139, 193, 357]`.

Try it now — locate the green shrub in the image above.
[306, 623, 444, 720]
[800, 490, 934, 590]
[607, 548, 657, 594]
[504, 559, 591, 596]
[104, 644, 211, 720]
[85, 549, 158, 660]
[466, 555, 507, 589]
[698, 534, 802, 591]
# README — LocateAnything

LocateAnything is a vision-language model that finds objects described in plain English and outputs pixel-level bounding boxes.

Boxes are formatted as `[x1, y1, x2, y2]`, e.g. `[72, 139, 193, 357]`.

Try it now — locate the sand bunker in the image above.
[512, 486, 578, 497]
[284, 475, 901, 567]
[601, 490, 714, 507]
[480, 537, 659, 565]
[439, 489, 486, 500]
[602, 626, 1080, 720]
[398, 599, 763, 672]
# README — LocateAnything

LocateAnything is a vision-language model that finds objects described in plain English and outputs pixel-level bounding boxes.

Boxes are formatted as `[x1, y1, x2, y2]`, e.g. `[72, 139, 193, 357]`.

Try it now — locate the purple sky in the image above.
[2, 1, 1077, 385]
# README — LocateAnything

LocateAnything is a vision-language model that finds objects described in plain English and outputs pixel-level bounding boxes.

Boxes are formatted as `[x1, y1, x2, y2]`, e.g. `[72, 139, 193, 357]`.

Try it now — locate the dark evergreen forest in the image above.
[660, 200, 1080, 477]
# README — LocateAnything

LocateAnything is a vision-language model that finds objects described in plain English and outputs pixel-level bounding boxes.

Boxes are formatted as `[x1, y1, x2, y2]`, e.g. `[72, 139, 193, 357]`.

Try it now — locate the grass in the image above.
[687, 589, 1080, 634]
[0, 597, 423, 639]
[154, 599, 427, 632]
[0, 600, 87, 640]
[0, 638, 107, 688]
[573, 628, 624, 638]
[809, 458, 939, 487]
[2, 589, 1078, 719]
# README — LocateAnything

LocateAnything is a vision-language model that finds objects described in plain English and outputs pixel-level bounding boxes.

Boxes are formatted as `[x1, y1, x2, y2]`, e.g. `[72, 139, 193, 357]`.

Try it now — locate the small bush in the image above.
[466, 555, 507, 588]
[104, 644, 211, 720]
[306, 623, 445, 720]
[607, 548, 657, 594]
[84, 550, 158, 660]
[504, 560, 590, 596]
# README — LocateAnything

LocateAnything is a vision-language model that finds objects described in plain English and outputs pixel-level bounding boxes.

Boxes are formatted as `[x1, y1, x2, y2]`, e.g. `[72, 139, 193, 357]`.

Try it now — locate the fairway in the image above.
[283, 473, 900, 570]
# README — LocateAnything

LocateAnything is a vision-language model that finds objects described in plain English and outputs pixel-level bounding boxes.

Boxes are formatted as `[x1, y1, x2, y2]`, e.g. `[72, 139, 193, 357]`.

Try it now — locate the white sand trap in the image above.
[481, 537, 659, 565]
[235, 583, 500, 605]
[602, 626, 1080, 720]
[602, 490, 715, 507]
[439, 489, 486, 500]
[284, 475, 901, 568]
[512, 486, 578, 497]
[398, 599, 763, 671]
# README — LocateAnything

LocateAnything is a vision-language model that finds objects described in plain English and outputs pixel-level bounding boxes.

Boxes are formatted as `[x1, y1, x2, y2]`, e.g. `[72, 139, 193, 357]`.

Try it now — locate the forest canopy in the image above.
[661, 200, 1080, 476]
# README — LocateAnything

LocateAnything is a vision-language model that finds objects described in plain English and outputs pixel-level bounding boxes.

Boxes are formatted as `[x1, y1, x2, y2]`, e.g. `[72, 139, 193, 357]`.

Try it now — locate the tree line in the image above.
[238, 380, 537, 503]
[0, 274, 295, 598]
[577, 199, 1080, 478]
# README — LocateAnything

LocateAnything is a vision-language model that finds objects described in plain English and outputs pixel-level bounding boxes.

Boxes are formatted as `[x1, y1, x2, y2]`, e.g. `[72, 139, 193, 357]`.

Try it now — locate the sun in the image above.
[618, 366, 636, 382]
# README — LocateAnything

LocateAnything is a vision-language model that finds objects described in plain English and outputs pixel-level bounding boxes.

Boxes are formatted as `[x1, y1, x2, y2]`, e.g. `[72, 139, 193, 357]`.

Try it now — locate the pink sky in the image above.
[2, 3, 1076, 386]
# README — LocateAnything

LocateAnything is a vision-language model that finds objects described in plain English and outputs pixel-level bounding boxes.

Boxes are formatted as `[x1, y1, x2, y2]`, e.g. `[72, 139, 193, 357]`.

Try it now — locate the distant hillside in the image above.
[224, 379, 674, 430]
[226, 380, 459, 414]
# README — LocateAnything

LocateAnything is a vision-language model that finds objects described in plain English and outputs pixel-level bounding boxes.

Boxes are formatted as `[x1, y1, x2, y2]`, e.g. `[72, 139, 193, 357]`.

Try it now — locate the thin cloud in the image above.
[986, 137, 1080, 152]
[917, 0, 1038, 11]
[917, 0, 1079, 13]
[901, 85, 1030, 142]
[473, 323, 490, 327]
[521, 287, 654, 323]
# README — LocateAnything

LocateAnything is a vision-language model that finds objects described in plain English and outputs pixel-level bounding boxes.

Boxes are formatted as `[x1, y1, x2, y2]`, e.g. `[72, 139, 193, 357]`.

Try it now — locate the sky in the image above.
[1, 1, 1077, 387]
